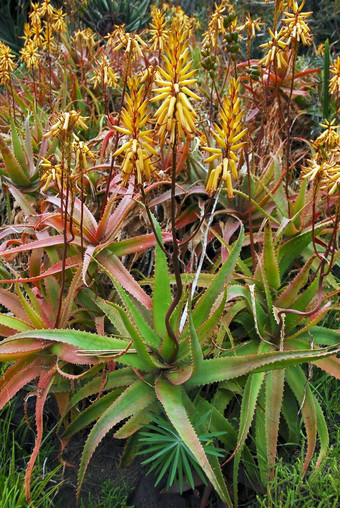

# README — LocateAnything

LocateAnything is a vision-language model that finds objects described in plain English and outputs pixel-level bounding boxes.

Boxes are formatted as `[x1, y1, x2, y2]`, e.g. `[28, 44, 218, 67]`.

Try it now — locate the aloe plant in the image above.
[0, 115, 41, 192]
[1, 218, 338, 506]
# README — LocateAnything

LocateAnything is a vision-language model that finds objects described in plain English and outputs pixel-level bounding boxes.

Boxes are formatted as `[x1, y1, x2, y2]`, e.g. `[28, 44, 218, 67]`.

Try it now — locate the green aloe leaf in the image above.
[263, 222, 280, 290]
[10, 116, 28, 176]
[314, 395, 329, 469]
[191, 225, 244, 330]
[185, 346, 340, 386]
[62, 388, 125, 440]
[232, 369, 265, 505]
[275, 257, 315, 308]
[65, 367, 138, 411]
[5, 329, 154, 370]
[96, 272, 161, 348]
[77, 381, 155, 499]
[0, 134, 31, 187]
[151, 214, 172, 337]
[265, 368, 285, 481]
[0, 313, 33, 332]
[278, 223, 329, 276]
[189, 303, 203, 375]
[285, 366, 317, 475]
[155, 376, 232, 506]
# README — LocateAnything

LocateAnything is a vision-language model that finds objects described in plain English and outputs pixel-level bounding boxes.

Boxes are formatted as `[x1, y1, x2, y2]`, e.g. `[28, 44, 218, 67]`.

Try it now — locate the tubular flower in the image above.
[72, 28, 96, 51]
[37, 0, 54, 18]
[44, 111, 88, 140]
[320, 160, 340, 195]
[302, 156, 340, 196]
[281, 1, 312, 46]
[302, 121, 340, 196]
[202, 2, 227, 49]
[313, 120, 340, 151]
[90, 55, 118, 89]
[329, 57, 340, 96]
[106, 26, 148, 59]
[238, 13, 264, 40]
[40, 158, 62, 192]
[20, 39, 40, 70]
[203, 78, 247, 197]
[259, 28, 289, 69]
[51, 8, 67, 34]
[113, 78, 157, 185]
[151, 23, 201, 145]
[0, 42, 16, 84]
[149, 6, 169, 52]
[29, 2, 42, 26]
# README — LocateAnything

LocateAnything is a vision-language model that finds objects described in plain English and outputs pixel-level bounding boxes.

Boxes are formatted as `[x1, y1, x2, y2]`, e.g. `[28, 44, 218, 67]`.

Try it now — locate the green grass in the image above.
[253, 367, 340, 508]
[0, 368, 63, 508]
[79, 479, 134, 508]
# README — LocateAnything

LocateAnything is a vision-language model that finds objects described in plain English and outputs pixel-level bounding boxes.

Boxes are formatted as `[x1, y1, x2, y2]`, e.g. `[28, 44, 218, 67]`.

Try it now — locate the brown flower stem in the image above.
[101, 53, 131, 217]
[55, 139, 72, 328]
[140, 184, 169, 256]
[245, 150, 256, 268]
[178, 195, 214, 248]
[165, 130, 182, 363]
[285, 46, 298, 213]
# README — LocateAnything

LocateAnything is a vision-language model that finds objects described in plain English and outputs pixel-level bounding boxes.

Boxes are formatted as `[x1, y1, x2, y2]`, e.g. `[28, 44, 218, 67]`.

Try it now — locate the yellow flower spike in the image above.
[329, 57, 340, 96]
[52, 8, 66, 34]
[313, 119, 340, 151]
[281, 1, 312, 46]
[20, 39, 40, 70]
[259, 28, 289, 69]
[106, 26, 148, 59]
[0, 42, 16, 84]
[203, 78, 246, 196]
[113, 79, 156, 185]
[149, 5, 169, 52]
[44, 111, 88, 140]
[152, 19, 201, 145]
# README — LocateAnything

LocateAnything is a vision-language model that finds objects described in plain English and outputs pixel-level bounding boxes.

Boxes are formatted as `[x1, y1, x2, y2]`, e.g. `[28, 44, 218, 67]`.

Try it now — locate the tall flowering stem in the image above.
[43, 111, 89, 327]
[151, 18, 201, 363]
[203, 78, 247, 198]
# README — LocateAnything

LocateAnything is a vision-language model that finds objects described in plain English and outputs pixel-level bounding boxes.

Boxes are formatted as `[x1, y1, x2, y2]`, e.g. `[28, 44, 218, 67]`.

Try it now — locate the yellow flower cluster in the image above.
[41, 139, 95, 192]
[149, 5, 169, 52]
[259, 28, 289, 69]
[329, 57, 340, 96]
[90, 55, 118, 89]
[72, 28, 97, 51]
[21, 0, 67, 69]
[259, 1, 312, 69]
[203, 78, 247, 197]
[238, 13, 263, 40]
[106, 26, 148, 59]
[302, 121, 340, 196]
[0, 42, 16, 85]
[281, 1, 312, 46]
[44, 111, 88, 140]
[151, 20, 201, 145]
[113, 78, 156, 185]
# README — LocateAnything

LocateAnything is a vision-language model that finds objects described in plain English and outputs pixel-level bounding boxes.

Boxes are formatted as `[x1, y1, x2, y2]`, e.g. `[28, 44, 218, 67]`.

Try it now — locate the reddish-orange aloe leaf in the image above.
[0, 287, 29, 321]
[312, 357, 340, 379]
[96, 251, 151, 309]
[0, 338, 49, 361]
[25, 366, 56, 503]
[0, 256, 80, 285]
[0, 357, 41, 410]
